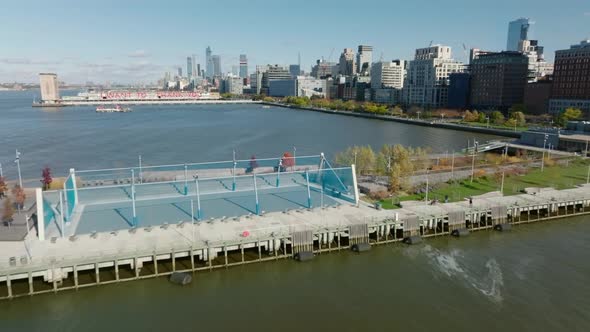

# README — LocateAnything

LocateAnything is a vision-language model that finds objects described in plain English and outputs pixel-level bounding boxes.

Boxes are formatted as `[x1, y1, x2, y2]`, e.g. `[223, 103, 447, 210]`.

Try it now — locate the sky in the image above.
[0, 0, 588, 84]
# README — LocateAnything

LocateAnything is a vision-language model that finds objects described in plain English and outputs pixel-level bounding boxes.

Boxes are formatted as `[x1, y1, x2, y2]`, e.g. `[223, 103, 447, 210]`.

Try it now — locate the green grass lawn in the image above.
[378, 159, 590, 209]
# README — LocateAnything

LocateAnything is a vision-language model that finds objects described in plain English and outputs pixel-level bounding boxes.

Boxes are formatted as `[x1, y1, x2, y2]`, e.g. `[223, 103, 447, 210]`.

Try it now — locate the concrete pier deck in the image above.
[1, 184, 589, 299]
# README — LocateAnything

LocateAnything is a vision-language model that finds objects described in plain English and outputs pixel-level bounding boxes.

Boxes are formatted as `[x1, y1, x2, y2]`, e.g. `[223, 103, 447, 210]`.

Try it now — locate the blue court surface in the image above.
[42, 166, 356, 236]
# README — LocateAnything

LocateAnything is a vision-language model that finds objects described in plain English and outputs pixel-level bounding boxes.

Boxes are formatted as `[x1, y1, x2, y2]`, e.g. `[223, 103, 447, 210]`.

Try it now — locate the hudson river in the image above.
[1, 91, 589, 331]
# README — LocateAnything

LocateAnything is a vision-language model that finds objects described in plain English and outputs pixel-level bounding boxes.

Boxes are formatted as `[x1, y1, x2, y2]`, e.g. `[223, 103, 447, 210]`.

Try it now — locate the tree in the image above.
[2, 198, 14, 223]
[509, 111, 526, 127]
[282, 152, 295, 169]
[41, 166, 52, 190]
[478, 112, 486, 123]
[12, 185, 26, 210]
[335, 146, 375, 174]
[389, 164, 403, 193]
[0, 176, 7, 199]
[390, 105, 403, 116]
[490, 111, 505, 125]
[557, 107, 583, 127]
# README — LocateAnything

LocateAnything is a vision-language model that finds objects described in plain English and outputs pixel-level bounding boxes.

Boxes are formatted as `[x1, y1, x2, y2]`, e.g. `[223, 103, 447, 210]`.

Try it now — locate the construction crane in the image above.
[327, 47, 335, 62]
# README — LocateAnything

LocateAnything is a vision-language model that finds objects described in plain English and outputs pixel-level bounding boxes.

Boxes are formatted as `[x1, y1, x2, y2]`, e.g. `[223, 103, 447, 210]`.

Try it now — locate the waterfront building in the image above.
[524, 78, 552, 114]
[251, 65, 268, 95]
[269, 79, 297, 97]
[39, 73, 60, 104]
[339, 48, 356, 76]
[311, 59, 338, 79]
[447, 73, 471, 109]
[212, 55, 222, 77]
[357, 45, 373, 75]
[206, 46, 213, 79]
[261, 65, 291, 91]
[239, 54, 248, 78]
[549, 40, 590, 114]
[296, 77, 327, 98]
[469, 51, 529, 110]
[370, 60, 406, 89]
[506, 18, 532, 51]
[187, 56, 193, 82]
[403, 45, 466, 108]
[223, 76, 244, 95]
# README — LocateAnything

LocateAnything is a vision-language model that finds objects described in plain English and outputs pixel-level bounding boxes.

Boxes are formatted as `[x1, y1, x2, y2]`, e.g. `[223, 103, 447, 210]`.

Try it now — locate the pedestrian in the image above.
[469, 197, 473, 207]
[445, 195, 449, 203]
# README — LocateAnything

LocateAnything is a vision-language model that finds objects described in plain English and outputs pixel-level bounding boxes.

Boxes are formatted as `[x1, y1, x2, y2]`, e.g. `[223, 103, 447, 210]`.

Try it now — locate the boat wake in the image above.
[421, 245, 504, 303]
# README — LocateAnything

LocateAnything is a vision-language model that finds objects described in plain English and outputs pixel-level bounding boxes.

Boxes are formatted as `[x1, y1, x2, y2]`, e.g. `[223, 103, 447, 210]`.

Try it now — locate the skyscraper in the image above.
[357, 45, 373, 75]
[339, 48, 356, 76]
[506, 18, 531, 51]
[239, 54, 248, 78]
[212, 55, 221, 77]
[191, 55, 197, 77]
[187, 56, 193, 82]
[206, 46, 213, 78]
[178, 67, 183, 77]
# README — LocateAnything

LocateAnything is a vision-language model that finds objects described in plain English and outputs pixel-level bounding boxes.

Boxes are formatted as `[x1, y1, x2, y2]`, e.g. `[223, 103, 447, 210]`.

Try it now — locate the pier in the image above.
[1, 166, 589, 299]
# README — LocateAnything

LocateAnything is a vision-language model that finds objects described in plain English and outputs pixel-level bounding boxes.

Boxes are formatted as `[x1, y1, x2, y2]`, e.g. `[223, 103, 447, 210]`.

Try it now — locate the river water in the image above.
[0, 91, 589, 331]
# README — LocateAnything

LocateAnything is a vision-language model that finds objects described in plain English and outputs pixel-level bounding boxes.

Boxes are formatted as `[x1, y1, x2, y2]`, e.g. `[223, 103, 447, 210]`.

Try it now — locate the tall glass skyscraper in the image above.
[205, 46, 213, 79]
[186, 56, 192, 81]
[506, 18, 531, 51]
[239, 54, 248, 78]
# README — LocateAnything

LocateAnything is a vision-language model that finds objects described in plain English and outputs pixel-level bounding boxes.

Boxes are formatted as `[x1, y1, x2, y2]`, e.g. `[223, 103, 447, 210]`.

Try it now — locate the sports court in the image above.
[40, 154, 357, 238]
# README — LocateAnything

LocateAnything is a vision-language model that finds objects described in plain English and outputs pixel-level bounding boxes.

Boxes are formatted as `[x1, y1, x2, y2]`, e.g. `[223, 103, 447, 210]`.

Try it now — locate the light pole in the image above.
[500, 171, 505, 195]
[417, 111, 421, 120]
[470, 141, 478, 183]
[15, 150, 22, 188]
[425, 169, 430, 203]
[293, 146, 296, 171]
[138, 155, 142, 183]
[541, 134, 548, 172]
[0, 162, 3, 177]
[486, 116, 490, 128]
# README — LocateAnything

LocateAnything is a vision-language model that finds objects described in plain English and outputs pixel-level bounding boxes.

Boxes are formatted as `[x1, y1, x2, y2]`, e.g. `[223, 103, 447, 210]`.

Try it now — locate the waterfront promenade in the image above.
[33, 99, 261, 107]
[266, 102, 522, 138]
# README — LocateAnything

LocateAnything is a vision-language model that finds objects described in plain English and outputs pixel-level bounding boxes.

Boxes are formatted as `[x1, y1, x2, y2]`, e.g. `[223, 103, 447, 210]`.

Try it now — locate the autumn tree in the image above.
[41, 166, 53, 190]
[509, 111, 526, 127]
[2, 198, 14, 223]
[490, 111, 505, 125]
[12, 185, 26, 210]
[335, 146, 375, 175]
[282, 152, 295, 169]
[0, 176, 7, 199]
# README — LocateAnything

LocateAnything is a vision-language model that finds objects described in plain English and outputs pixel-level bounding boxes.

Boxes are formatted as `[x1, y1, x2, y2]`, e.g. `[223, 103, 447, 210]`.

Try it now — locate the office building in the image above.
[549, 40, 590, 114]
[187, 57, 193, 82]
[311, 59, 338, 79]
[403, 45, 466, 108]
[469, 52, 529, 110]
[524, 78, 552, 114]
[261, 65, 292, 89]
[205, 46, 213, 79]
[469, 48, 494, 65]
[296, 77, 327, 98]
[39, 73, 60, 104]
[339, 48, 356, 76]
[357, 45, 373, 75]
[507, 18, 532, 51]
[268, 79, 297, 97]
[251, 65, 268, 95]
[447, 73, 471, 109]
[223, 76, 244, 95]
[239, 54, 248, 78]
[212, 55, 221, 77]
[177, 67, 182, 77]
[370, 60, 406, 89]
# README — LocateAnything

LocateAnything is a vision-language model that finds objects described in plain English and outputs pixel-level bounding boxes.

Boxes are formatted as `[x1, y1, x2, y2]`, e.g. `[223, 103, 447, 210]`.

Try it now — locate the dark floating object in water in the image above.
[351, 243, 371, 252]
[403, 236, 422, 245]
[169, 272, 192, 285]
[451, 228, 470, 237]
[294, 251, 314, 262]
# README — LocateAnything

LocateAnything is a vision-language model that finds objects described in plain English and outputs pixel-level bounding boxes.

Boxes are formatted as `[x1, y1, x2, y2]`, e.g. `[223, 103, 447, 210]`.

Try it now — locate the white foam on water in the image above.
[420, 245, 504, 303]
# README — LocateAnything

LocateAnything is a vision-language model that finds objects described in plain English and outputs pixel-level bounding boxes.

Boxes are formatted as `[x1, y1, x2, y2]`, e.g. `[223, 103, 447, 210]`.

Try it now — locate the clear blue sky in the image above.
[0, 0, 588, 84]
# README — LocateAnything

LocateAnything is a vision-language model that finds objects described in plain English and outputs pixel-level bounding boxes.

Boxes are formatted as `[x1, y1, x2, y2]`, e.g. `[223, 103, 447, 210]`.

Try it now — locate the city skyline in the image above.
[0, 0, 588, 84]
